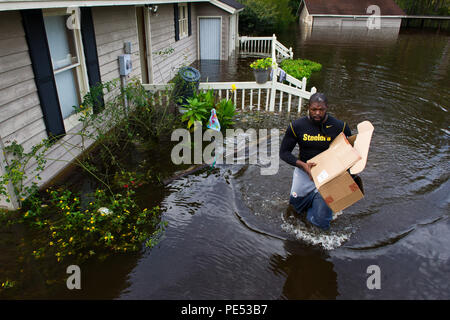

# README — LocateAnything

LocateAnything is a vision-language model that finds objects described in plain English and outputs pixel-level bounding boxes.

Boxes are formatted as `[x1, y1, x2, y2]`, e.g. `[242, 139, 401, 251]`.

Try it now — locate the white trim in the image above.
[0, 1, 220, 11]
[228, 13, 236, 56]
[54, 62, 80, 75]
[43, 8, 90, 132]
[144, 8, 154, 83]
[209, 0, 242, 14]
[134, 6, 155, 84]
[197, 16, 222, 60]
[178, 3, 189, 40]
[0, 1, 245, 14]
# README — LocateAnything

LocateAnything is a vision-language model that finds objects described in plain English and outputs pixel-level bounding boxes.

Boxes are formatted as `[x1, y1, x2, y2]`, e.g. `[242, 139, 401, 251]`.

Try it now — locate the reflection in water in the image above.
[269, 240, 338, 299]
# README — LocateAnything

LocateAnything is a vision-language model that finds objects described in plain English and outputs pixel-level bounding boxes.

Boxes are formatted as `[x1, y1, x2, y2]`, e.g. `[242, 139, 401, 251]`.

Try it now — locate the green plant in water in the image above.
[280, 59, 322, 80]
[20, 186, 166, 263]
[180, 97, 209, 131]
[216, 98, 238, 129]
[179, 89, 238, 131]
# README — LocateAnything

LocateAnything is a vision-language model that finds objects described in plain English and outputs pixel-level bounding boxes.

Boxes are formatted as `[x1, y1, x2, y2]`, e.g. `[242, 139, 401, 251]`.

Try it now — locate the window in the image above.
[43, 8, 89, 131]
[178, 3, 189, 39]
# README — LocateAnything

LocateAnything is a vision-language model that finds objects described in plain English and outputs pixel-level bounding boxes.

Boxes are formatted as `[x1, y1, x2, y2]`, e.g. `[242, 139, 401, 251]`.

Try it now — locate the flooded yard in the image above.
[1, 25, 449, 299]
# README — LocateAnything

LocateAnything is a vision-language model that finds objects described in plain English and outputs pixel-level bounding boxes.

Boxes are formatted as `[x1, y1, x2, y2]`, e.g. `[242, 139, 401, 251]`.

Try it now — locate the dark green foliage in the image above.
[237, 0, 296, 35]
[216, 99, 237, 129]
[395, 0, 449, 15]
[280, 59, 322, 80]
[180, 89, 238, 131]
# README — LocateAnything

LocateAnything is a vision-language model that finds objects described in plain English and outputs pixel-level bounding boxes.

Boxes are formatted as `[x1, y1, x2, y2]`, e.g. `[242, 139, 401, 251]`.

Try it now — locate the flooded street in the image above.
[2, 25, 449, 299]
[120, 26, 450, 299]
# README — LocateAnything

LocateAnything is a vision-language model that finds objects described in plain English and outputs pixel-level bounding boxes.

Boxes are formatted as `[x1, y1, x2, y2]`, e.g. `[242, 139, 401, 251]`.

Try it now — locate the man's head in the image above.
[308, 93, 328, 124]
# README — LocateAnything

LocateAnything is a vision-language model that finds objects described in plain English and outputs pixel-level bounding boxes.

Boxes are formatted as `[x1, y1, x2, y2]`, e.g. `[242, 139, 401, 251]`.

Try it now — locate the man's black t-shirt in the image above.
[280, 114, 352, 166]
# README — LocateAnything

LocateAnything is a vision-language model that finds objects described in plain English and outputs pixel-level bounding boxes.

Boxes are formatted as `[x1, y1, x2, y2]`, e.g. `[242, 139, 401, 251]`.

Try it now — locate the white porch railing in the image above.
[143, 74, 316, 114]
[144, 35, 316, 113]
[238, 34, 294, 61]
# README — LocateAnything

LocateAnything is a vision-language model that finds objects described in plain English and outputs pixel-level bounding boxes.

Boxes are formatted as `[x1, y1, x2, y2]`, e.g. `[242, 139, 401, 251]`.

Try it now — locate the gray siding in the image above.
[0, 11, 47, 155]
[0, 7, 143, 209]
[150, 4, 198, 84]
[0, 10, 48, 208]
[92, 6, 141, 101]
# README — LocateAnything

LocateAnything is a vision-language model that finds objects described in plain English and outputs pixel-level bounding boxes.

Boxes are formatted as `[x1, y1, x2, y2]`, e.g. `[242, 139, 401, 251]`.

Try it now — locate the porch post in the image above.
[269, 34, 277, 112]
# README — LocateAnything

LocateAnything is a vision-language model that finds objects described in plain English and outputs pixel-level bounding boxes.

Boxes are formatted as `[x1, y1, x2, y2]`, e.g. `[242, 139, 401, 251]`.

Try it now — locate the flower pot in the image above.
[253, 68, 271, 84]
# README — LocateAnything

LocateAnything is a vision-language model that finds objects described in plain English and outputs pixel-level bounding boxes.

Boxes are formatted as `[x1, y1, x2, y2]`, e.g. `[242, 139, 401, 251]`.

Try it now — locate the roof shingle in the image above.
[218, 0, 245, 11]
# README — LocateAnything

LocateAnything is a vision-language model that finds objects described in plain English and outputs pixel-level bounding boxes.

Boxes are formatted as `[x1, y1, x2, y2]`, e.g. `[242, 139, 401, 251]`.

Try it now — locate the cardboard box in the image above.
[307, 121, 374, 213]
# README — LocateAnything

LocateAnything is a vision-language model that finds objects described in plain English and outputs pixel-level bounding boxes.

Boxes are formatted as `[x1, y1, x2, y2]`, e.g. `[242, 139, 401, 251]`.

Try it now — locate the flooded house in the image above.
[0, 0, 244, 210]
[298, 0, 406, 30]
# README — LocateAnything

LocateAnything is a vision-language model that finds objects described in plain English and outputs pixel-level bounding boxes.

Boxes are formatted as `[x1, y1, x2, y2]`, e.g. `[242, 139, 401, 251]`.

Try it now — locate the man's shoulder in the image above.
[326, 115, 346, 127]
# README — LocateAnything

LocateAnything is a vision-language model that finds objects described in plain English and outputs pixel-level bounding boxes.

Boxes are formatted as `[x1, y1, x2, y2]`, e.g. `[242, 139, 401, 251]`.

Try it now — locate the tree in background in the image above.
[237, 0, 296, 35]
[395, 0, 449, 15]
[288, 0, 302, 16]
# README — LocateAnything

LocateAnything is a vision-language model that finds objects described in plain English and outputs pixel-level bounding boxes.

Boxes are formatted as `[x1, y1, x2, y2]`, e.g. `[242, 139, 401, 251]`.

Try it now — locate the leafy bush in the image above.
[21, 186, 166, 263]
[170, 72, 198, 106]
[180, 89, 238, 131]
[216, 99, 238, 129]
[250, 57, 273, 70]
[280, 59, 322, 80]
[180, 97, 209, 131]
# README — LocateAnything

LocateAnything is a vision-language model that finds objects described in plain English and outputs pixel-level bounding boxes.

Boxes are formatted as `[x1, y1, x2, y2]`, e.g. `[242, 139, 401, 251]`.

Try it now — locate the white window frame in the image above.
[43, 8, 90, 132]
[178, 3, 189, 40]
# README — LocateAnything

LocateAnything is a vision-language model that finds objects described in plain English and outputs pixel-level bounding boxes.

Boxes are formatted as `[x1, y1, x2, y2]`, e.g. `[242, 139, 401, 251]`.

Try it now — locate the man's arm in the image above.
[279, 125, 316, 180]
[279, 125, 299, 167]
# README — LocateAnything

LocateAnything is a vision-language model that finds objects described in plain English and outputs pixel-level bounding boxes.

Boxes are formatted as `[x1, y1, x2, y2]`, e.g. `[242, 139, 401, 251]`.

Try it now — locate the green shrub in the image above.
[250, 57, 273, 70]
[280, 59, 322, 80]
[238, 0, 295, 35]
[216, 98, 238, 129]
[21, 186, 166, 263]
[180, 89, 238, 131]
[180, 97, 209, 131]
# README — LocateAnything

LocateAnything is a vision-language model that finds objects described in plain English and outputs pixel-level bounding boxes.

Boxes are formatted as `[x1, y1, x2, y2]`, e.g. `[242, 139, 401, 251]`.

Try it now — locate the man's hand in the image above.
[297, 160, 316, 181]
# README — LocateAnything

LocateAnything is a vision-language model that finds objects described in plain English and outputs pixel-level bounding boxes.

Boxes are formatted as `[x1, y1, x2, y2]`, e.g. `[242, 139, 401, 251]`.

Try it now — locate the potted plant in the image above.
[250, 57, 273, 84]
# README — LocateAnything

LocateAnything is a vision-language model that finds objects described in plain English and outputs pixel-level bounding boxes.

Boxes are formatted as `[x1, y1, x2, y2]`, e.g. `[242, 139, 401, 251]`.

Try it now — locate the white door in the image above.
[199, 17, 221, 60]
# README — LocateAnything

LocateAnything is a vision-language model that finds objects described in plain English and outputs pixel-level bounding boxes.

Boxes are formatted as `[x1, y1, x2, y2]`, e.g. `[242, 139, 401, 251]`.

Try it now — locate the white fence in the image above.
[144, 34, 316, 113]
[143, 73, 316, 114]
[238, 34, 293, 61]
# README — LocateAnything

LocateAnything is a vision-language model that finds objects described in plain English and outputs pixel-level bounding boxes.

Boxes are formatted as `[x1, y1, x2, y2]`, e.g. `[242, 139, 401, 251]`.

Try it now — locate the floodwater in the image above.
[2, 25, 450, 299]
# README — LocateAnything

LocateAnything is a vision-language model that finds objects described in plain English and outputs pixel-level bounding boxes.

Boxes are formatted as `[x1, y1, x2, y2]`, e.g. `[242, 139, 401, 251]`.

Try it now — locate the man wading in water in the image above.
[279, 93, 352, 230]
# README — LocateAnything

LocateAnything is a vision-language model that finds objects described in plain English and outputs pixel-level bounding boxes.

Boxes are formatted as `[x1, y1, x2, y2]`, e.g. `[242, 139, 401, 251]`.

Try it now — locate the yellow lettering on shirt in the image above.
[302, 134, 331, 142]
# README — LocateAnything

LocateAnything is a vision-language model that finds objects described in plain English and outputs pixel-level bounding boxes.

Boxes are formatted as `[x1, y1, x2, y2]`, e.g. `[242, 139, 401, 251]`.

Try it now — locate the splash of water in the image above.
[280, 213, 352, 250]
